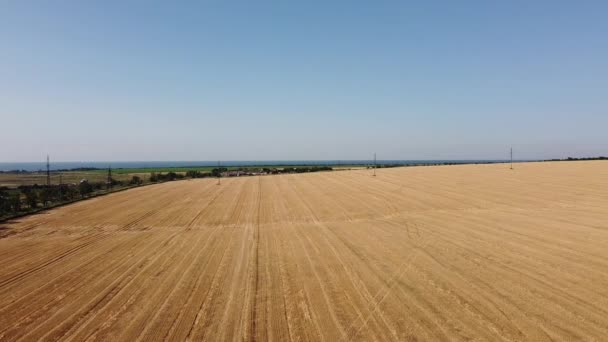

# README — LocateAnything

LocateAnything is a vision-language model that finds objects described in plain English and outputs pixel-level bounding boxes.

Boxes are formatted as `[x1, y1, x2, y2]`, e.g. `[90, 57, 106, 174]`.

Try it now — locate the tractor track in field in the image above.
[250, 176, 262, 341]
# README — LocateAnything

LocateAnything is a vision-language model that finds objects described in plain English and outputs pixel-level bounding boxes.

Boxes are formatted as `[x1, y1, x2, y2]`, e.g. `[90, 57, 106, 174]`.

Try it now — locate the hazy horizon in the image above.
[2, 1, 606, 162]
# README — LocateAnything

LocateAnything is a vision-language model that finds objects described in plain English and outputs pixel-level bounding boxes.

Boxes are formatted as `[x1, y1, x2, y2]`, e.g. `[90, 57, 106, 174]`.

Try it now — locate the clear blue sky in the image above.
[1, 1, 606, 161]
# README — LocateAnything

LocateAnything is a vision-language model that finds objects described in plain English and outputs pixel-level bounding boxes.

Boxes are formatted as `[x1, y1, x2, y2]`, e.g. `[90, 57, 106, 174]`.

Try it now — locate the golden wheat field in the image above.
[0, 161, 607, 341]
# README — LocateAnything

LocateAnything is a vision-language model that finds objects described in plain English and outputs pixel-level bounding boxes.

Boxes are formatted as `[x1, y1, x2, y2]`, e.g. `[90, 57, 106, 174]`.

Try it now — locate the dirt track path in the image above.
[1, 161, 607, 341]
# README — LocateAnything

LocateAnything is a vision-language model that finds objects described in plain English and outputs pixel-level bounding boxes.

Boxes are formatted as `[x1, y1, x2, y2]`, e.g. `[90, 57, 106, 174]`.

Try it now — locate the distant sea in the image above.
[0, 160, 515, 172]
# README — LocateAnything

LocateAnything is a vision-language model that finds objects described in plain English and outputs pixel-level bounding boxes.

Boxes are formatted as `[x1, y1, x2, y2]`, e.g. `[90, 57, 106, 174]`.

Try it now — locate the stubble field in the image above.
[0, 161, 607, 341]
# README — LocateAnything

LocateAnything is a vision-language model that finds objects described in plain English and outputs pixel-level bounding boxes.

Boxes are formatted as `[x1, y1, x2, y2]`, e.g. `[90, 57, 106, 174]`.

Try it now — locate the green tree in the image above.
[57, 184, 69, 201]
[23, 189, 38, 209]
[211, 167, 227, 177]
[79, 181, 93, 197]
[65, 186, 79, 200]
[129, 175, 142, 185]
[0, 190, 9, 213]
[186, 170, 199, 178]
[9, 193, 21, 213]
[39, 188, 52, 206]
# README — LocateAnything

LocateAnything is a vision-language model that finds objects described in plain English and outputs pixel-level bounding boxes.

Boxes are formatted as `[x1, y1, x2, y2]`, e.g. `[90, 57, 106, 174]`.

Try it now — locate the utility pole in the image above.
[373, 152, 377, 177]
[46, 155, 51, 187]
[217, 160, 221, 185]
[107, 165, 113, 190]
[510, 147, 513, 170]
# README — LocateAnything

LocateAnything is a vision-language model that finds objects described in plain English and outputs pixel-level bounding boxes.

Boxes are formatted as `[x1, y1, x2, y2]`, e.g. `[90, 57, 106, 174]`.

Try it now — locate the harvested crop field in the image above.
[1, 161, 607, 341]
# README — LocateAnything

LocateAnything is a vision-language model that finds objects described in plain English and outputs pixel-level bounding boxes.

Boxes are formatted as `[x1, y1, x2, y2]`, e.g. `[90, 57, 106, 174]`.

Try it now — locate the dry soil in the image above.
[1, 161, 607, 341]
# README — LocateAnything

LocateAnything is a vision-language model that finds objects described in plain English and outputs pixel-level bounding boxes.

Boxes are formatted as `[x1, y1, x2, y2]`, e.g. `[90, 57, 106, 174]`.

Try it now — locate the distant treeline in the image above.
[274, 166, 332, 173]
[55, 167, 102, 172]
[367, 164, 403, 169]
[149, 166, 333, 182]
[372, 162, 479, 168]
[546, 157, 607, 161]
[0, 167, 103, 174]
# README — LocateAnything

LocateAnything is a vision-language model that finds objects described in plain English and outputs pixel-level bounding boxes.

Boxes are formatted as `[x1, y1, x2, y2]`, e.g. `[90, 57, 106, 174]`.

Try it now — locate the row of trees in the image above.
[0, 183, 94, 215]
[149, 166, 333, 182]
[0, 176, 145, 217]
[149, 169, 225, 182]
[547, 156, 608, 161]
[278, 166, 333, 173]
[149, 172, 185, 182]
[366, 164, 403, 169]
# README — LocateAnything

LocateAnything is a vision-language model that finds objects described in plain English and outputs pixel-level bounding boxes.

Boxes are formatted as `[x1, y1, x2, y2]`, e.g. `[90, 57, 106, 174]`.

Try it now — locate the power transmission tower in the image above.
[373, 153, 377, 177]
[46, 155, 51, 187]
[510, 147, 513, 170]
